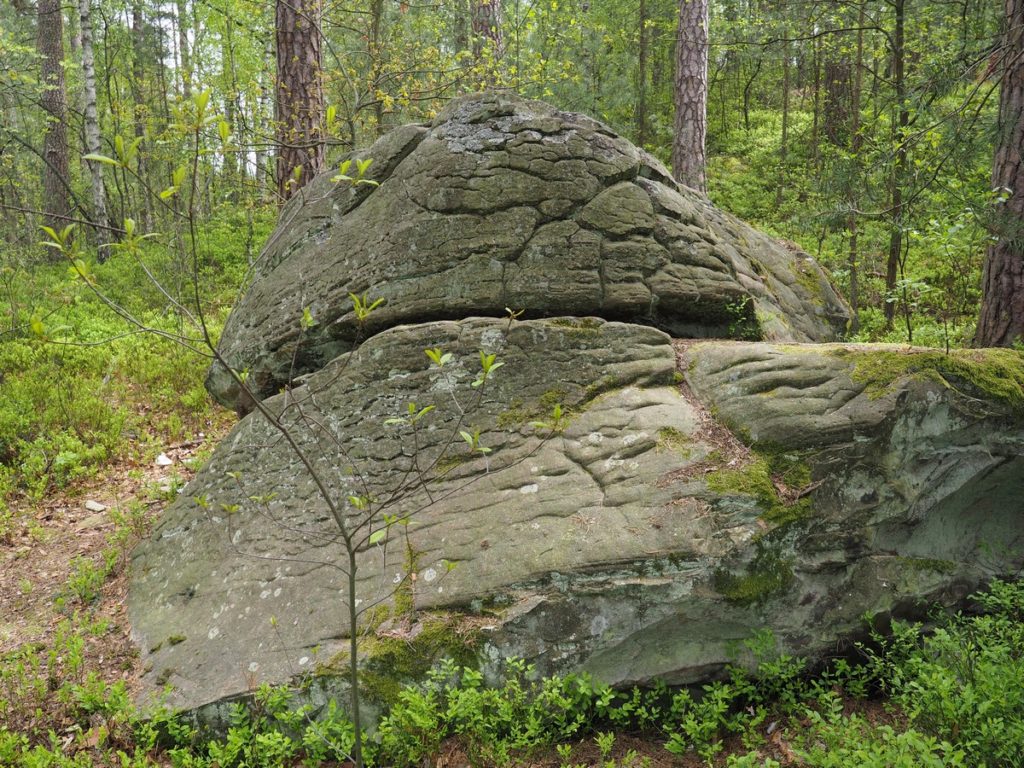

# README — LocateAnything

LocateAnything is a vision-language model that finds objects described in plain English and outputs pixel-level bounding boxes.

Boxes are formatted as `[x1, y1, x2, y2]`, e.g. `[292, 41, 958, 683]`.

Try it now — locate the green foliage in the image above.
[3, 580, 1024, 766]
[860, 579, 1024, 767]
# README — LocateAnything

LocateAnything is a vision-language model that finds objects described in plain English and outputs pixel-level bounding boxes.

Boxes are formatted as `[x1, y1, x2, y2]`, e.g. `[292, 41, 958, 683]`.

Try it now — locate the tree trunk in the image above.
[976, 0, 1024, 347]
[472, 0, 503, 74]
[823, 59, 852, 146]
[79, 0, 110, 249]
[37, 0, 72, 237]
[132, 1, 153, 229]
[275, 0, 326, 202]
[776, 24, 790, 210]
[885, 0, 908, 329]
[256, 34, 273, 198]
[636, 0, 649, 147]
[847, 2, 867, 335]
[370, 0, 385, 136]
[672, 0, 709, 192]
[176, 0, 192, 99]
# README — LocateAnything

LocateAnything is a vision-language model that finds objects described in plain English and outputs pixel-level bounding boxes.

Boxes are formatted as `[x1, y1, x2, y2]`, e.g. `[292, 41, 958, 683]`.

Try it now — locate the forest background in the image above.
[2, 0, 1019, 349]
[0, 1, 1024, 766]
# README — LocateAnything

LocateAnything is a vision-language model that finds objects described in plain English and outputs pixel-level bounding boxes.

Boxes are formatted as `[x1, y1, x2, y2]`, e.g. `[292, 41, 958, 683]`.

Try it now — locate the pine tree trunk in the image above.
[275, 0, 326, 202]
[672, 0, 708, 193]
[37, 0, 72, 238]
[885, 0, 908, 329]
[847, 3, 866, 335]
[776, 22, 790, 209]
[637, 0, 649, 147]
[79, 0, 110, 249]
[976, 0, 1024, 347]
[176, 0, 192, 99]
[472, 0, 503, 79]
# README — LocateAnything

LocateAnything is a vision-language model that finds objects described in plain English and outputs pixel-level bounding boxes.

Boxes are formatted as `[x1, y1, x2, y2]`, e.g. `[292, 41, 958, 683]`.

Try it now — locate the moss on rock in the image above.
[705, 446, 814, 528]
[359, 614, 481, 706]
[714, 545, 794, 606]
[834, 347, 1024, 414]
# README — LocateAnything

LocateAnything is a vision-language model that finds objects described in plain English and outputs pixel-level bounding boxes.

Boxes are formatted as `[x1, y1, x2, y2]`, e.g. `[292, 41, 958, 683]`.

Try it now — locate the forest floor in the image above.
[0, 420, 231, 732]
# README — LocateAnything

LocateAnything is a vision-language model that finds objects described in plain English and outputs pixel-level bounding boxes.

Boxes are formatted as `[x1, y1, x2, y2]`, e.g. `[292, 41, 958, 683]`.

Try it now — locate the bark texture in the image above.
[79, 0, 110, 243]
[976, 0, 1024, 347]
[275, 0, 325, 202]
[37, 0, 72, 234]
[176, 0, 192, 99]
[471, 0, 503, 61]
[672, 0, 708, 193]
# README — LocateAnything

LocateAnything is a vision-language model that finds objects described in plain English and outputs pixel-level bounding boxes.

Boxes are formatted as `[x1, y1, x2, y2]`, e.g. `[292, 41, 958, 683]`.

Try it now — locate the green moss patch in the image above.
[549, 317, 604, 336]
[835, 347, 1024, 414]
[897, 557, 957, 575]
[495, 388, 569, 430]
[714, 545, 794, 606]
[705, 447, 814, 528]
[656, 426, 693, 458]
[360, 614, 481, 706]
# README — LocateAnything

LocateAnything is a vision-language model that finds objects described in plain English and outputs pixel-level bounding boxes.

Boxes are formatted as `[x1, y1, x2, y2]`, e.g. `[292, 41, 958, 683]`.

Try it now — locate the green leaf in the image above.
[425, 347, 453, 367]
[301, 306, 317, 330]
[369, 529, 386, 546]
[412, 405, 435, 422]
[82, 153, 119, 166]
[194, 89, 211, 114]
[218, 121, 231, 144]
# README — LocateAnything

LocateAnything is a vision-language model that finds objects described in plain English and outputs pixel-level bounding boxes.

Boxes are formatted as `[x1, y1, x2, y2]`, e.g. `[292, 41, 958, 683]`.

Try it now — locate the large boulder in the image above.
[130, 317, 1024, 715]
[206, 92, 848, 413]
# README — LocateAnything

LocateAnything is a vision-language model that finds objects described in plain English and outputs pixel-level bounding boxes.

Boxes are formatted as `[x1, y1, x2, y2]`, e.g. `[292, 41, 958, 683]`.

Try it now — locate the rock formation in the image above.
[205, 92, 848, 414]
[129, 94, 1024, 720]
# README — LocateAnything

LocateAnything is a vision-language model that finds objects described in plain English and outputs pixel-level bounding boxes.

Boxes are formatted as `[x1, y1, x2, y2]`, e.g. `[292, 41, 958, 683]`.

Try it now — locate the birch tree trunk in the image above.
[176, 0, 192, 99]
[79, 0, 110, 248]
[672, 0, 708, 193]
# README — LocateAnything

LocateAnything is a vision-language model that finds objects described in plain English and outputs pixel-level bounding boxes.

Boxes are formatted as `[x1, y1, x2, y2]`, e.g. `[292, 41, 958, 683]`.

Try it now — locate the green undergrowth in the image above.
[0, 209, 266, 530]
[4, 578, 1024, 766]
[835, 346, 1024, 414]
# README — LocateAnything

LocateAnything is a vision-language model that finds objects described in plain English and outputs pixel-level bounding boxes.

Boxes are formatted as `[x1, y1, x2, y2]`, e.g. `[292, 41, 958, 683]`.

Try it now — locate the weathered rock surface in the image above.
[206, 93, 848, 413]
[130, 319, 1024, 715]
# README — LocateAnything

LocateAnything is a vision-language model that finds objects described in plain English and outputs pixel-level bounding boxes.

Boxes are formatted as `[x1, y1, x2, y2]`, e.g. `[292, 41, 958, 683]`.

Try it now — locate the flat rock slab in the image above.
[206, 93, 849, 413]
[131, 324, 1024, 716]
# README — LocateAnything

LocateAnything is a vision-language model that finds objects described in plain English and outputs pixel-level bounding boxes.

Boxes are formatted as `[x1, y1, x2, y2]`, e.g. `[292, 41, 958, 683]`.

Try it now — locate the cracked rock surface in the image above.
[206, 92, 848, 413]
[130, 93, 1024, 722]
[131, 322, 1024, 716]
